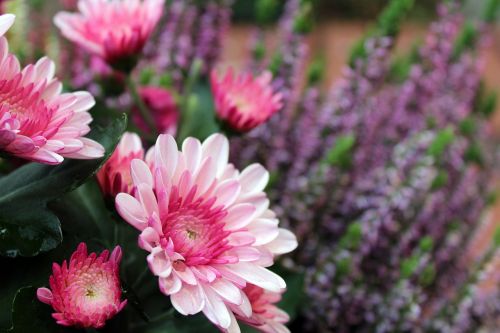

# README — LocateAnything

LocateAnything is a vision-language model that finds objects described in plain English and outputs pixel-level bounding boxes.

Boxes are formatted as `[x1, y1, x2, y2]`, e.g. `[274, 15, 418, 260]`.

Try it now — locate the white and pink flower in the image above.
[210, 68, 283, 133]
[54, 0, 165, 69]
[37, 243, 127, 328]
[97, 132, 144, 197]
[115, 133, 297, 332]
[0, 14, 104, 164]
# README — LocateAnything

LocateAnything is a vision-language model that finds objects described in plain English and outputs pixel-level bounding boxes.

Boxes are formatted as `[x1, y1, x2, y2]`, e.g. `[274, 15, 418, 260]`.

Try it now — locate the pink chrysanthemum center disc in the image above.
[228, 94, 253, 115]
[65, 267, 120, 317]
[162, 188, 232, 266]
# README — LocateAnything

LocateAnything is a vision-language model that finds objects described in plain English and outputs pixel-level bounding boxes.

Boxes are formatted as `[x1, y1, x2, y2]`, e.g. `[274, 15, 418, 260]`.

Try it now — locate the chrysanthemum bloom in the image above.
[116, 133, 297, 331]
[228, 284, 290, 333]
[0, 1, 10, 14]
[97, 132, 144, 197]
[210, 68, 283, 133]
[0, 14, 104, 164]
[132, 86, 178, 135]
[37, 243, 127, 328]
[54, 0, 165, 71]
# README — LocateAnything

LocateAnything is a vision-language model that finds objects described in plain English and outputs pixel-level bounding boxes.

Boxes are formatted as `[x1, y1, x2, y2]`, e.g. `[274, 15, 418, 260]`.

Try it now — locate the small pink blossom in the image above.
[132, 86, 178, 135]
[54, 0, 165, 69]
[211, 68, 283, 132]
[115, 133, 297, 332]
[228, 284, 290, 333]
[0, 14, 104, 165]
[0, 1, 10, 14]
[37, 243, 127, 328]
[97, 132, 144, 197]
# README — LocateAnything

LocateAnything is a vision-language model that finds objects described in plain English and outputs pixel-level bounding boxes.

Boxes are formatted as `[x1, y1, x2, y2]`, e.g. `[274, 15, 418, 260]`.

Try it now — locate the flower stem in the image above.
[149, 308, 175, 323]
[132, 265, 151, 290]
[177, 59, 203, 141]
[126, 76, 158, 137]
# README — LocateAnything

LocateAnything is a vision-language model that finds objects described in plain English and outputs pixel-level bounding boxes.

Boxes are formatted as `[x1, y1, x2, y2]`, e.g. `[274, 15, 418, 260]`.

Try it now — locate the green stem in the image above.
[176, 59, 203, 141]
[113, 221, 119, 246]
[132, 265, 151, 290]
[149, 308, 175, 323]
[126, 76, 158, 137]
[177, 95, 199, 142]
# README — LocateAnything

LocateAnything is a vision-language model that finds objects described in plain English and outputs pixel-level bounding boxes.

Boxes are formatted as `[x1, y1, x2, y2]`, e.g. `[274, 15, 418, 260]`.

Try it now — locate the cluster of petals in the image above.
[132, 86, 178, 135]
[0, 14, 103, 164]
[37, 243, 127, 328]
[54, 0, 165, 67]
[230, 284, 290, 333]
[97, 132, 144, 197]
[115, 133, 297, 332]
[210, 68, 283, 132]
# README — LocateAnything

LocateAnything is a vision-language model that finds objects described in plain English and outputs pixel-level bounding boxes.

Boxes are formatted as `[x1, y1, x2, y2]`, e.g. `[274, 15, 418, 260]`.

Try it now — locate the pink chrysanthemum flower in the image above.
[132, 86, 178, 135]
[0, 14, 104, 164]
[116, 133, 297, 332]
[54, 0, 165, 69]
[37, 243, 127, 328]
[228, 284, 290, 333]
[97, 132, 144, 197]
[210, 68, 283, 133]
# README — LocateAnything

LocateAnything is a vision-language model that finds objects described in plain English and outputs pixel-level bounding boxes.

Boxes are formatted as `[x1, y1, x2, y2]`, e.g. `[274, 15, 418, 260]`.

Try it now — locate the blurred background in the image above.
[222, 0, 500, 282]
[226, 0, 500, 132]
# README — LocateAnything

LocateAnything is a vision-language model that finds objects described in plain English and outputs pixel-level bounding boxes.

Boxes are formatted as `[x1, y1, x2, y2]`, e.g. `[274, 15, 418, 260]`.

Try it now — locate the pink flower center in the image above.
[229, 94, 253, 115]
[67, 267, 119, 316]
[162, 190, 232, 266]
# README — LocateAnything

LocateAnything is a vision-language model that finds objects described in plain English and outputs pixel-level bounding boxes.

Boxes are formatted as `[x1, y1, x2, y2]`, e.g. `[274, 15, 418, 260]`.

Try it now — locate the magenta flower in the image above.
[116, 133, 297, 331]
[37, 243, 127, 328]
[211, 68, 283, 133]
[132, 86, 178, 135]
[54, 0, 165, 69]
[229, 284, 290, 333]
[0, 14, 104, 165]
[97, 132, 144, 197]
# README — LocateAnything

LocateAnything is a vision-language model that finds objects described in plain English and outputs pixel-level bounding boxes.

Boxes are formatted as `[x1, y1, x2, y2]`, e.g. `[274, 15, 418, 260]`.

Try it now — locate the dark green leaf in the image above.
[3, 287, 78, 333]
[0, 115, 127, 257]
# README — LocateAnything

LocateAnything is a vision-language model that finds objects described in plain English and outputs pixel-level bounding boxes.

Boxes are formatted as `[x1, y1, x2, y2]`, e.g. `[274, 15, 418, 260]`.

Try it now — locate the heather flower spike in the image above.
[37, 243, 127, 328]
[54, 0, 165, 71]
[211, 68, 283, 132]
[0, 14, 104, 165]
[97, 132, 145, 197]
[116, 133, 297, 331]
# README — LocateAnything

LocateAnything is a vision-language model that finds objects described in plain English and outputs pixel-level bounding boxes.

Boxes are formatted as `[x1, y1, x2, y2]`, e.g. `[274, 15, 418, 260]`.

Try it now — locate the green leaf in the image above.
[339, 222, 363, 250]
[430, 170, 449, 191]
[426, 127, 454, 159]
[3, 287, 78, 333]
[325, 134, 356, 169]
[178, 83, 219, 141]
[0, 115, 127, 257]
[255, 0, 279, 25]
